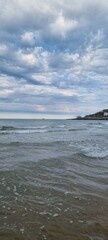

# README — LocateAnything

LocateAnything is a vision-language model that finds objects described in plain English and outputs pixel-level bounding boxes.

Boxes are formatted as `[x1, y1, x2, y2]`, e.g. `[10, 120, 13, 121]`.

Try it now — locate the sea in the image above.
[0, 119, 108, 240]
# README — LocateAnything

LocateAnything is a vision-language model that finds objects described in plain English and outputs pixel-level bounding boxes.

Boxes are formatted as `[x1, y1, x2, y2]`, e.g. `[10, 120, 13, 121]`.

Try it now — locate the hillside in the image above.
[76, 109, 108, 120]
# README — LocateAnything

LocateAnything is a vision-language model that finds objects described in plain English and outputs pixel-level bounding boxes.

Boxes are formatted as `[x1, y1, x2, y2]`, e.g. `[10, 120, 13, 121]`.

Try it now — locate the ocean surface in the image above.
[0, 119, 108, 240]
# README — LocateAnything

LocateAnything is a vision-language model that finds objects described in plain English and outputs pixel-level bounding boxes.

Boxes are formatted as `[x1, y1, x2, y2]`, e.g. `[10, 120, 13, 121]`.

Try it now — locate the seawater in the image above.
[0, 119, 108, 240]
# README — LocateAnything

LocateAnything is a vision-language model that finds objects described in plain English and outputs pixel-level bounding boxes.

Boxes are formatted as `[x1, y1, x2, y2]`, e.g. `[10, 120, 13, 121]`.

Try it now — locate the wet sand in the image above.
[0, 166, 108, 240]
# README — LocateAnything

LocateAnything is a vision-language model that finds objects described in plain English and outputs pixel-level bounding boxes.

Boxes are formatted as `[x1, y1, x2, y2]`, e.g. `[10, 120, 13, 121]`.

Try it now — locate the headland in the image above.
[69, 109, 108, 120]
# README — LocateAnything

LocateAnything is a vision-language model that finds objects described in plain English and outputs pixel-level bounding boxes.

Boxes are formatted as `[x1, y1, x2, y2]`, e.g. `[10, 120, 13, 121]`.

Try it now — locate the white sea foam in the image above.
[58, 124, 65, 128]
[82, 146, 108, 158]
[16, 129, 48, 134]
[0, 124, 48, 134]
[53, 213, 59, 217]
[1, 129, 48, 134]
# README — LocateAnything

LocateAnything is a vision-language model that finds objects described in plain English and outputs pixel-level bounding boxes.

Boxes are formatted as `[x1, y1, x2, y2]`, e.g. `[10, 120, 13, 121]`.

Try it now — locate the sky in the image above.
[0, 0, 108, 119]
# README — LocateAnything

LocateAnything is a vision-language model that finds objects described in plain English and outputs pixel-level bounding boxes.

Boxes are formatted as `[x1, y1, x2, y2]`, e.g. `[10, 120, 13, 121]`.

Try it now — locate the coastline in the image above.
[68, 117, 108, 120]
[68, 109, 108, 120]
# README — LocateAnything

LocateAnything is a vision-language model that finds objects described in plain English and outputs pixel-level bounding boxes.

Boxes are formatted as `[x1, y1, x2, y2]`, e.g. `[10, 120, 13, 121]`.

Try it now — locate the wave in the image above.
[81, 147, 108, 158]
[16, 129, 48, 134]
[1, 126, 17, 131]
[58, 124, 66, 128]
[0, 125, 48, 134]
[0, 125, 85, 135]
[69, 128, 85, 131]
[87, 121, 108, 128]
[0, 125, 47, 130]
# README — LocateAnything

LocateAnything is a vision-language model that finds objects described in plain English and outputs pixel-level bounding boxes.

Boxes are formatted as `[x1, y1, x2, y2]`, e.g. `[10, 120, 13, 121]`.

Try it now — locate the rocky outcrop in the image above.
[70, 109, 108, 120]
[84, 109, 108, 119]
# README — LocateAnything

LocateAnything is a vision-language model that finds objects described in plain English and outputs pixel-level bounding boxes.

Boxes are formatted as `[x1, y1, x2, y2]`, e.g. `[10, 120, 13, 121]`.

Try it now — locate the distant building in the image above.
[104, 112, 108, 116]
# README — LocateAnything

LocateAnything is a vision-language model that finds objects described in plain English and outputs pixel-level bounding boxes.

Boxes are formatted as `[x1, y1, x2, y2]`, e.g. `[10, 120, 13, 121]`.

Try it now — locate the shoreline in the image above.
[68, 117, 108, 120]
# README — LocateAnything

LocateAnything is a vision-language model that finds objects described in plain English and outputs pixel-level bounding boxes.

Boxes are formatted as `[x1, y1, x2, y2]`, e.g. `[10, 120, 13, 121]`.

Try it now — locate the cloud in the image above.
[21, 32, 35, 46]
[49, 12, 79, 38]
[17, 50, 38, 67]
[0, 0, 108, 117]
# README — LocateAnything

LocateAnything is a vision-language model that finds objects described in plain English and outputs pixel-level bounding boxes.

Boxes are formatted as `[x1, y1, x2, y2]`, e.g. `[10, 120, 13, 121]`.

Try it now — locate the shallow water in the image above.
[0, 119, 108, 240]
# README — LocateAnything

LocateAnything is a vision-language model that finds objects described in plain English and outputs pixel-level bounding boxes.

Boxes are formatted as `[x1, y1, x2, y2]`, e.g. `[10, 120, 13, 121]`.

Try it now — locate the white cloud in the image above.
[31, 74, 53, 84]
[0, 89, 14, 97]
[0, 44, 8, 56]
[50, 12, 79, 38]
[35, 105, 46, 112]
[21, 31, 35, 45]
[81, 48, 108, 72]
[17, 50, 37, 67]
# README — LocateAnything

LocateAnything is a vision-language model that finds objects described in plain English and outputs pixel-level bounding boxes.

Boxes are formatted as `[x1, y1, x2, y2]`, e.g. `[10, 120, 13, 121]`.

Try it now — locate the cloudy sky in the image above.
[0, 0, 108, 118]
